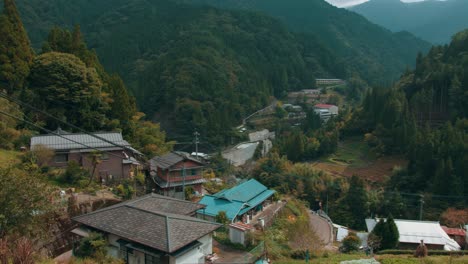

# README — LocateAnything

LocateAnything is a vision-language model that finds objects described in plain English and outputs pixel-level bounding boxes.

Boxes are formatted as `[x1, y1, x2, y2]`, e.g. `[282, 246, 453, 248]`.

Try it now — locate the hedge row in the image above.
[377, 250, 468, 256]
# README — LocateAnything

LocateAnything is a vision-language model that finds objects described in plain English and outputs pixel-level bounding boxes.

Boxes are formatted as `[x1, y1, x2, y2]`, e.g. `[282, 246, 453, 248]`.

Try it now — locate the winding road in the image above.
[308, 211, 334, 247]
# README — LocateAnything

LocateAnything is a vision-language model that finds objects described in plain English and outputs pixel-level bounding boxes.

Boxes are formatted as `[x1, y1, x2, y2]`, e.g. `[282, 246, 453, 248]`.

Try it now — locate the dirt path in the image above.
[308, 211, 333, 247]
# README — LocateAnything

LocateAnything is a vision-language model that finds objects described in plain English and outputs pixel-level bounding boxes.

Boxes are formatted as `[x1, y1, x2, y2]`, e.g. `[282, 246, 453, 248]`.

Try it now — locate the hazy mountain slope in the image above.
[180, 0, 431, 85]
[11, 0, 348, 142]
[351, 0, 468, 44]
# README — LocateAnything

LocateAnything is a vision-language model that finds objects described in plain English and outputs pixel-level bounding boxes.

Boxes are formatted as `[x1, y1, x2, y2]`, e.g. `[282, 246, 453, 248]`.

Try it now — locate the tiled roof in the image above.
[73, 194, 219, 253]
[125, 193, 205, 215]
[30, 132, 137, 153]
[150, 152, 203, 170]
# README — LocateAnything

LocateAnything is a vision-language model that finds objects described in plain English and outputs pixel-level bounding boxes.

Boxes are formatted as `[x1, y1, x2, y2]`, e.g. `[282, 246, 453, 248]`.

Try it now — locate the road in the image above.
[308, 211, 333, 247]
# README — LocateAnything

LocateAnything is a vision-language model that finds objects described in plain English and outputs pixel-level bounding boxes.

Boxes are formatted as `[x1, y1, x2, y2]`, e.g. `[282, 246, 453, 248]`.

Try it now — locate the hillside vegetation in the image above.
[181, 0, 431, 85]
[10, 0, 430, 142]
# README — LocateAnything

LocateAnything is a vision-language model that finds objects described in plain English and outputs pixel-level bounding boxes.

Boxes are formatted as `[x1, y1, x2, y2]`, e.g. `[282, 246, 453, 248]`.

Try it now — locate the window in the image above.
[54, 153, 68, 163]
[175, 186, 183, 192]
[191, 169, 197, 176]
[145, 254, 161, 264]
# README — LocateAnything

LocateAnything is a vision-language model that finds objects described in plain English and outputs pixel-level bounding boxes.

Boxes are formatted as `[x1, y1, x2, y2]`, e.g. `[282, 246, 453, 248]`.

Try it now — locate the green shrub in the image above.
[74, 233, 107, 258]
[340, 232, 361, 253]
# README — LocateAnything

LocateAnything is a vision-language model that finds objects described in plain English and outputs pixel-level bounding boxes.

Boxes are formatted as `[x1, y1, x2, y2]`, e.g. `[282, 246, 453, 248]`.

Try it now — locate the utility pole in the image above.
[419, 194, 424, 220]
[194, 130, 200, 159]
[182, 162, 186, 200]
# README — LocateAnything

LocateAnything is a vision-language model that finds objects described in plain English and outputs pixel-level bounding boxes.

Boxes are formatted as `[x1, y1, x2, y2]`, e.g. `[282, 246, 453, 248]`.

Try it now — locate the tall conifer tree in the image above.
[0, 0, 33, 94]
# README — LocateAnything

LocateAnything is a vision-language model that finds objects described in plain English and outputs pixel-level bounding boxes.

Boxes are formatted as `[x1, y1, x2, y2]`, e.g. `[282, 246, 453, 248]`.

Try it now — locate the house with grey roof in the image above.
[149, 151, 206, 199]
[30, 129, 142, 182]
[72, 193, 220, 264]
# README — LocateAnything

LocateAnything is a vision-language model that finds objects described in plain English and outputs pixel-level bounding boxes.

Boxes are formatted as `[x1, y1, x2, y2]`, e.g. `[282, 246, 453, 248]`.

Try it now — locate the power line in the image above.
[0, 109, 126, 160]
[0, 91, 140, 155]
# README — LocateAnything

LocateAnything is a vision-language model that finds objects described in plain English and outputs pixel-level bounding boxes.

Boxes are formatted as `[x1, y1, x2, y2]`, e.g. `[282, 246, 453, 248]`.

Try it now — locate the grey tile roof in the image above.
[73, 194, 219, 253]
[150, 152, 203, 170]
[30, 132, 132, 152]
[126, 193, 205, 215]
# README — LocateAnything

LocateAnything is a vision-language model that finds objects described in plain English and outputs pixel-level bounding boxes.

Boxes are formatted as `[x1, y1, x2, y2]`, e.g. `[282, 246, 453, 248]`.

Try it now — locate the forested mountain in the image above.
[351, 0, 468, 44]
[7, 0, 431, 143]
[345, 29, 468, 218]
[6, 0, 342, 143]
[179, 0, 431, 85]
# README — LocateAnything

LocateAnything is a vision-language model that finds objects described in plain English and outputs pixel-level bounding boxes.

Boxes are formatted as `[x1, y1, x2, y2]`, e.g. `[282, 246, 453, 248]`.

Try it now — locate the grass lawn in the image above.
[276, 253, 468, 264]
[0, 149, 21, 167]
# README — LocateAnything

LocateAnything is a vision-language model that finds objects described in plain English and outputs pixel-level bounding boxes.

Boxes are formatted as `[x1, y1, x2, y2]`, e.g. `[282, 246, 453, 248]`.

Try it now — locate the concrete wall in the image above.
[222, 142, 259, 166]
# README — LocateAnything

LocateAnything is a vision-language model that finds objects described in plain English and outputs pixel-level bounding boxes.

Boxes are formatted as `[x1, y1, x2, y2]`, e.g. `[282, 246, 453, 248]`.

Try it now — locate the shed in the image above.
[229, 222, 254, 246]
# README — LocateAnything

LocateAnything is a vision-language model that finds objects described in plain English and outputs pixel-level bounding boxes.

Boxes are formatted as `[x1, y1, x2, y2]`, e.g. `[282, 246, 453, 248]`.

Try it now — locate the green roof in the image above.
[197, 179, 275, 220]
[214, 179, 267, 202]
[197, 195, 244, 220]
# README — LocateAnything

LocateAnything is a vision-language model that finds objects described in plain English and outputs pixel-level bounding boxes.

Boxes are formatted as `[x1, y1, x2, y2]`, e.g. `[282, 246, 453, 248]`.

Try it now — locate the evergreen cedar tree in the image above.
[0, 0, 34, 94]
[370, 215, 399, 251]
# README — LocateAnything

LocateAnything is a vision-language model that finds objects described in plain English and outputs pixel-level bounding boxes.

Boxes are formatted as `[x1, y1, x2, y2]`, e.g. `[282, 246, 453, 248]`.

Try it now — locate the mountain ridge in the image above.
[350, 0, 468, 44]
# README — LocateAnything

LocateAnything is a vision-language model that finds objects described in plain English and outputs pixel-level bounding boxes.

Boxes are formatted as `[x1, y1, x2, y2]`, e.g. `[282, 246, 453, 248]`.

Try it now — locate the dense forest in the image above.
[180, 0, 431, 85]
[7, 0, 430, 143]
[351, 0, 468, 44]
[252, 30, 468, 229]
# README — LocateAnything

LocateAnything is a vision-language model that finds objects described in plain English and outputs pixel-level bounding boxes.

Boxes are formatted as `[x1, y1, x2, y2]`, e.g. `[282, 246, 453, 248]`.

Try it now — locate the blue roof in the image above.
[197, 195, 244, 220]
[214, 179, 267, 202]
[239, 189, 275, 215]
[197, 179, 275, 220]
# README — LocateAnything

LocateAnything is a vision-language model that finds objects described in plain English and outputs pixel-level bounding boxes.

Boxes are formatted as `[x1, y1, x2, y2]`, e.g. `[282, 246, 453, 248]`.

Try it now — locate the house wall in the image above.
[169, 242, 207, 264]
[158, 161, 204, 183]
[49, 150, 135, 180]
[229, 228, 246, 245]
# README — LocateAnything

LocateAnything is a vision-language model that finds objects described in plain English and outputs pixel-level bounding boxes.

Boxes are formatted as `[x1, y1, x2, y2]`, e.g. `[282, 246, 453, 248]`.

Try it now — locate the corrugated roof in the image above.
[239, 189, 275, 215]
[30, 132, 131, 151]
[214, 179, 267, 202]
[442, 226, 466, 237]
[197, 195, 244, 220]
[73, 194, 219, 253]
[229, 222, 254, 231]
[366, 219, 461, 251]
[150, 151, 203, 170]
[198, 179, 275, 220]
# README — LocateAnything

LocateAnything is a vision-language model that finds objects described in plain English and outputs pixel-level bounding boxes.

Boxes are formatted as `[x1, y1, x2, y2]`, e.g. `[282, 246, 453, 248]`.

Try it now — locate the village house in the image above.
[197, 179, 276, 223]
[149, 151, 206, 199]
[30, 129, 142, 182]
[442, 226, 466, 248]
[366, 218, 461, 251]
[72, 193, 219, 264]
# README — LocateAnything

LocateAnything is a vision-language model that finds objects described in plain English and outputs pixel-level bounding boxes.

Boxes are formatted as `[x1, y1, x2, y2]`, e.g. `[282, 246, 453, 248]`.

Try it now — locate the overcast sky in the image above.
[326, 0, 428, 8]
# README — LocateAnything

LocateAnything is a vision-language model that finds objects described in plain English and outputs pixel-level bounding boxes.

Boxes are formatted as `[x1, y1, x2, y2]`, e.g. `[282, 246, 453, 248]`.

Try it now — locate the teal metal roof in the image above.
[214, 179, 267, 202]
[198, 179, 276, 221]
[197, 195, 244, 220]
[239, 189, 275, 215]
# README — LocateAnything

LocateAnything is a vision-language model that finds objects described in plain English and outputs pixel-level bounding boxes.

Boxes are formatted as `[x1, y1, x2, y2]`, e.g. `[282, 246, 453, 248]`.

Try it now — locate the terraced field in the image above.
[312, 139, 407, 183]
